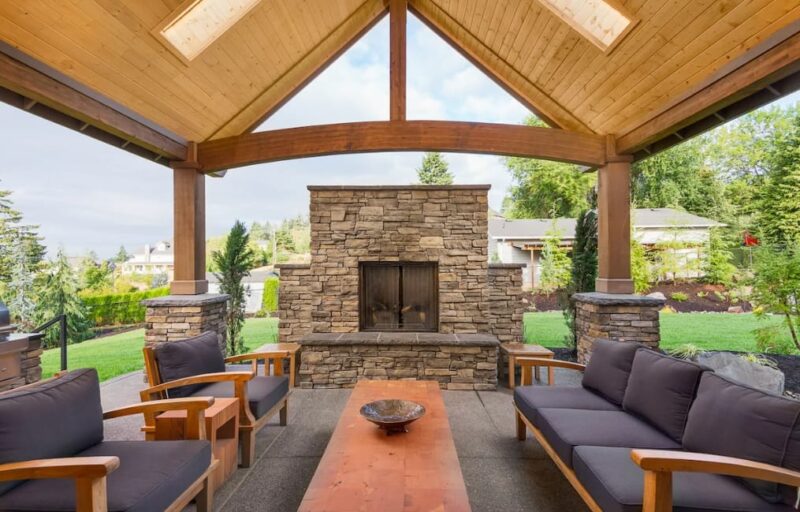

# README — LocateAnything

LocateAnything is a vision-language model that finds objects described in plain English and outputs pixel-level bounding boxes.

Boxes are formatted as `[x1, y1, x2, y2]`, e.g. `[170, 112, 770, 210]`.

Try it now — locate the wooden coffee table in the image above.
[299, 380, 471, 512]
[500, 342, 555, 389]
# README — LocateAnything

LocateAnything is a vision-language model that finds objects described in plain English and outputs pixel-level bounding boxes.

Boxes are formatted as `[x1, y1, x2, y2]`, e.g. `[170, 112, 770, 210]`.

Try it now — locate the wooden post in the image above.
[390, 0, 406, 121]
[171, 142, 208, 295]
[530, 248, 537, 289]
[596, 137, 635, 294]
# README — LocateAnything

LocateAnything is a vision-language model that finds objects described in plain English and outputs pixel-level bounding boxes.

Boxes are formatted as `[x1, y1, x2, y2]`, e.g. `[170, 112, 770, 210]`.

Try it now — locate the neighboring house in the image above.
[207, 268, 279, 314]
[120, 241, 174, 276]
[489, 208, 725, 290]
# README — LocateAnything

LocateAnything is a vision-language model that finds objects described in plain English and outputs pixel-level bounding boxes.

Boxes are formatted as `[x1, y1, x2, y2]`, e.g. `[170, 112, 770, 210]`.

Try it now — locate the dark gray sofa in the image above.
[514, 340, 800, 512]
[0, 368, 215, 512]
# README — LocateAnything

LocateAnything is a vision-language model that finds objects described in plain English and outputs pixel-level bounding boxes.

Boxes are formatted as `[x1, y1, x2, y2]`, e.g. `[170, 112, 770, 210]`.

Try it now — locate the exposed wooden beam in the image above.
[0, 48, 186, 160]
[210, 1, 389, 139]
[618, 30, 800, 155]
[390, 0, 407, 121]
[408, 0, 593, 134]
[197, 120, 606, 172]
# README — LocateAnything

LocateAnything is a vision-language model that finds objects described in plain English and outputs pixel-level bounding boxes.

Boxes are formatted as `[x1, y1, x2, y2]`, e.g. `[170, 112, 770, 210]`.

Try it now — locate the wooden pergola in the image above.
[1, 0, 799, 295]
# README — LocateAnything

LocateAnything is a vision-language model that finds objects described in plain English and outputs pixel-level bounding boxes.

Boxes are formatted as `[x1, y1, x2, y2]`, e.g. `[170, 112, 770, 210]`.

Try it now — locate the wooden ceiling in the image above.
[1, 0, 799, 160]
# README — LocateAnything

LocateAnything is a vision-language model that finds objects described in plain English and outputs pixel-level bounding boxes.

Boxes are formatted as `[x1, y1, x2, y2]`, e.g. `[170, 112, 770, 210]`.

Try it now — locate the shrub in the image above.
[668, 343, 705, 360]
[262, 277, 279, 313]
[670, 291, 689, 302]
[696, 291, 707, 298]
[82, 287, 169, 326]
[754, 324, 798, 355]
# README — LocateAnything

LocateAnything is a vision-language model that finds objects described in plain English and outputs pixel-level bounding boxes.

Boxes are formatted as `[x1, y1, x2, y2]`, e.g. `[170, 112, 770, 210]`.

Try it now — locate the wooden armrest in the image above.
[0, 456, 119, 481]
[103, 397, 215, 420]
[516, 358, 586, 372]
[632, 449, 800, 487]
[141, 371, 254, 396]
[225, 351, 290, 364]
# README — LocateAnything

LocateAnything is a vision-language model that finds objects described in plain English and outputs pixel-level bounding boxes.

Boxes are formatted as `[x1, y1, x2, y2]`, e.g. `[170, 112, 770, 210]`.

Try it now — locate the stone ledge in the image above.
[141, 293, 230, 307]
[301, 332, 499, 346]
[572, 292, 665, 307]
[307, 185, 491, 191]
[489, 263, 526, 269]
[274, 263, 311, 269]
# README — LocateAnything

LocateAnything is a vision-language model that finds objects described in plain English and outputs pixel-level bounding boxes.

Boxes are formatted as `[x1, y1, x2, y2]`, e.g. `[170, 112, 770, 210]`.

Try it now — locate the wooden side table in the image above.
[500, 343, 555, 389]
[154, 397, 239, 491]
[254, 342, 301, 387]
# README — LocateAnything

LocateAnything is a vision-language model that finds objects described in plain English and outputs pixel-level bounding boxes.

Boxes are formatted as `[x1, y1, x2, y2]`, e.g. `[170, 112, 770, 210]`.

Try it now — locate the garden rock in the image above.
[647, 292, 667, 301]
[727, 306, 744, 313]
[697, 352, 785, 395]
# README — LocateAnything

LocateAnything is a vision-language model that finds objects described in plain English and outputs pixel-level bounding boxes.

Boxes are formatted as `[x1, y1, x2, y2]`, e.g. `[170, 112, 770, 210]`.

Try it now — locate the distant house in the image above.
[489, 208, 725, 290]
[207, 268, 278, 314]
[120, 241, 174, 276]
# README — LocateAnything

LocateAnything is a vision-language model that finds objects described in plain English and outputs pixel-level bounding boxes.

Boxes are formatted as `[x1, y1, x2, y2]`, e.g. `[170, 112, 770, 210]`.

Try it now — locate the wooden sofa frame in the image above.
[513, 357, 800, 512]
[0, 375, 218, 512]
[142, 346, 291, 468]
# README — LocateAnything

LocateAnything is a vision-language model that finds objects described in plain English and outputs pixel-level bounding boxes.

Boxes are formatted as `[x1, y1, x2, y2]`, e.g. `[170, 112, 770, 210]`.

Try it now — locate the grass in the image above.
[41, 317, 279, 382]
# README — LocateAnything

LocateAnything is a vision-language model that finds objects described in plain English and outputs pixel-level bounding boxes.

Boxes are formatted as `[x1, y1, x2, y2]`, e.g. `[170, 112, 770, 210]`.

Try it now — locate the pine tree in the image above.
[36, 249, 92, 348]
[703, 228, 736, 286]
[114, 245, 130, 263]
[0, 185, 45, 281]
[213, 221, 255, 355]
[538, 223, 571, 293]
[416, 152, 454, 185]
[6, 235, 37, 329]
[560, 206, 598, 351]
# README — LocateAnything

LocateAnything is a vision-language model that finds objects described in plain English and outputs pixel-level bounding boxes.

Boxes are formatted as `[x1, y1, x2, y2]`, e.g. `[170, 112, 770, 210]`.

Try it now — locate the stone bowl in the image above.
[359, 399, 426, 434]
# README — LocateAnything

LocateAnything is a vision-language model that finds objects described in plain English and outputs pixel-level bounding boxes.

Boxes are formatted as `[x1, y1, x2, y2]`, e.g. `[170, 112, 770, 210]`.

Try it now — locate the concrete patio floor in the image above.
[100, 370, 588, 511]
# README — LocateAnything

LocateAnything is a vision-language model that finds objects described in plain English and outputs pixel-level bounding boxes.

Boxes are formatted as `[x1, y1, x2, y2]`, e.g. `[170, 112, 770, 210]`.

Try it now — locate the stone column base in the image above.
[573, 292, 665, 364]
[142, 294, 229, 354]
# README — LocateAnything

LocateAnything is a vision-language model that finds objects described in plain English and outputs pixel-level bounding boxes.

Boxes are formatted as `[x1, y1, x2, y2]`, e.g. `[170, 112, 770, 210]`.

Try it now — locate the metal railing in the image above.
[35, 314, 67, 372]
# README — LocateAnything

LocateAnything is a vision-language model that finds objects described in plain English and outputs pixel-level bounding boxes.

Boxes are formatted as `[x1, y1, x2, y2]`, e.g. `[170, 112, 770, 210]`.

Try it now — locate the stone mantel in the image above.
[301, 332, 499, 347]
[571, 292, 665, 307]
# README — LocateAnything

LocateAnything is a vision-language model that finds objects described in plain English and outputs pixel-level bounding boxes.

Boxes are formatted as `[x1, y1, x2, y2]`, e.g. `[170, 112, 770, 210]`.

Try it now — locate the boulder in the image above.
[647, 291, 667, 301]
[697, 352, 785, 395]
[727, 306, 744, 314]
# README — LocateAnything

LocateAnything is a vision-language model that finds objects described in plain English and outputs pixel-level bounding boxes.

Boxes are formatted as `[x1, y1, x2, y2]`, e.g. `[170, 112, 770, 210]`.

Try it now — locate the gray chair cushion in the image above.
[0, 369, 103, 495]
[622, 349, 705, 442]
[573, 446, 794, 512]
[683, 372, 800, 505]
[581, 339, 641, 405]
[0, 440, 211, 512]
[154, 332, 225, 398]
[514, 386, 620, 427]
[192, 375, 289, 419]
[537, 409, 680, 467]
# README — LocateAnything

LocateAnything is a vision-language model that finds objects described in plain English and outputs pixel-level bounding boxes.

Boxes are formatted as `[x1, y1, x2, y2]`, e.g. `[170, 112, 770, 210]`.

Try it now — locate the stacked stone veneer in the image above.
[488, 264, 525, 344]
[573, 292, 665, 364]
[0, 333, 44, 392]
[142, 294, 229, 353]
[276, 264, 314, 344]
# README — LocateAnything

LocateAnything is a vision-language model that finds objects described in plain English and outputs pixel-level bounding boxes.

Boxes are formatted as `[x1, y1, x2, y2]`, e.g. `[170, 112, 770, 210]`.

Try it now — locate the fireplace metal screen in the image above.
[359, 262, 438, 332]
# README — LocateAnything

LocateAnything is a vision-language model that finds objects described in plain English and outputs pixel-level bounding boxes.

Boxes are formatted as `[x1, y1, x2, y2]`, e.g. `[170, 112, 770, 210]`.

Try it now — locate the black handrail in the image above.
[35, 314, 67, 372]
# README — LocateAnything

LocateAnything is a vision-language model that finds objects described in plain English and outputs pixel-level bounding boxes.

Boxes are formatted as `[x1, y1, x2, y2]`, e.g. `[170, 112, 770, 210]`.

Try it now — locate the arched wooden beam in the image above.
[197, 121, 606, 171]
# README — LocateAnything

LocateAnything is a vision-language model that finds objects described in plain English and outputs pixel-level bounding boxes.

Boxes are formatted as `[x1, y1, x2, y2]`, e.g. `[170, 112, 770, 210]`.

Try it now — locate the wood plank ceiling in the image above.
[0, 0, 799, 152]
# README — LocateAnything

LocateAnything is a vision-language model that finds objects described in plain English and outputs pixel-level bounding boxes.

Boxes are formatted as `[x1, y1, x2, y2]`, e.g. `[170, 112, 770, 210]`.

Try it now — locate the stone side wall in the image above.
[573, 293, 665, 364]
[308, 185, 490, 334]
[488, 264, 525, 344]
[142, 294, 228, 354]
[276, 264, 314, 343]
[0, 334, 43, 392]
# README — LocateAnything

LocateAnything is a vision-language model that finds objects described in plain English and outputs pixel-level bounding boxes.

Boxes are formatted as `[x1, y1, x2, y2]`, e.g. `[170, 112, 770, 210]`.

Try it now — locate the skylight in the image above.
[154, 0, 262, 63]
[536, 0, 637, 53]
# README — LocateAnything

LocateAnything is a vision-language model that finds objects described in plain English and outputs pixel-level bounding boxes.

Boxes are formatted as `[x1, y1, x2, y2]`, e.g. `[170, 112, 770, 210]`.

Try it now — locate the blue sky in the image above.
[0, 15, 797, 259]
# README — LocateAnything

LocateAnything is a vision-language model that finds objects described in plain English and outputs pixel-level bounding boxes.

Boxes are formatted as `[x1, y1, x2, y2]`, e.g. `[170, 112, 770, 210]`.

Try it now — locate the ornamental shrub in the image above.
[82, 287, 169, 326]
[262, 277, 279, 313]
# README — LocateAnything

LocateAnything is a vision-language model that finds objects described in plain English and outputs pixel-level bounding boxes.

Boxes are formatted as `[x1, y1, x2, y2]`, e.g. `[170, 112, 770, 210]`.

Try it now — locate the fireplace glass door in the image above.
[359, 262, 438, 332]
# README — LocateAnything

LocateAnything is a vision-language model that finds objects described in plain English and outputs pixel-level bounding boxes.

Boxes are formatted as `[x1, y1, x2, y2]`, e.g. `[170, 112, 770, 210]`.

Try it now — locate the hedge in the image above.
[262, 277, 279, 313]
[82, 287, 170, 326]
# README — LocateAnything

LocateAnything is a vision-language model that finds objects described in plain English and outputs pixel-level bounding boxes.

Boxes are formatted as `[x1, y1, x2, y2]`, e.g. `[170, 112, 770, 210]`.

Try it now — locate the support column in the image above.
[596, 139, 634, 294]
[171, 144, 207, 295]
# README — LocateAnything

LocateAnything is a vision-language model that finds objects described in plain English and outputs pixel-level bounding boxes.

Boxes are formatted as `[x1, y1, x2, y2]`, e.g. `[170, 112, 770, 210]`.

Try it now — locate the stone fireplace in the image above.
[278, 185, 524, 389]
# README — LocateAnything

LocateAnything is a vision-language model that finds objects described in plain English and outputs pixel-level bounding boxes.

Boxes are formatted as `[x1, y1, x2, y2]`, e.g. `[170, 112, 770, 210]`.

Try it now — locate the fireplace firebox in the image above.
[359, 262, 438, 332]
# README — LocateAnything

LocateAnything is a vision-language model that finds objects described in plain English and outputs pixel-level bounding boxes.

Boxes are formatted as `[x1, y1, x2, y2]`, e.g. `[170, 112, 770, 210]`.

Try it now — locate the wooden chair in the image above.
[141, 332, 292, 467]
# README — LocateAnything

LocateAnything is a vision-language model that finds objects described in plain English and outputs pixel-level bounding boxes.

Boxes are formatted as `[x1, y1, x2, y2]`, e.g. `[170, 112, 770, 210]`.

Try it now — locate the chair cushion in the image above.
[581, 339, 641, 405]
[514, 386, 620, 427]
[683, 372, 800, 505]
[0, 368, 103, 495]
[622, 349, 705, 442]
[154, 332, 225, 398]
[573, 446, 794, 512]
[192, 375, 289, 419]
[537, 408, 680, 467]
[0, 440, 211, 512]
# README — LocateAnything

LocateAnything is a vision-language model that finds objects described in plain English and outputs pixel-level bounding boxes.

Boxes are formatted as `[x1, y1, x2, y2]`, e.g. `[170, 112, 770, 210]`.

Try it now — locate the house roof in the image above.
[490, 208, 724, 241]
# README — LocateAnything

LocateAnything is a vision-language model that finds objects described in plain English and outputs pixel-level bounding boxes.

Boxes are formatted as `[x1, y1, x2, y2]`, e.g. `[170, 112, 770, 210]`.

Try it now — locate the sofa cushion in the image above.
[581, 340, 640, 405]
[0, 368, 103, 495]
[514, 386, 620, 427]
[0, 440, 211, 512]
[154, 332, 226, 398]
[192, 375, 289, 419]
[536, 409, 680, 467]
[622, 349, 705, 442]
[683, 372, 800, 505]
[573, 446, 794, 512]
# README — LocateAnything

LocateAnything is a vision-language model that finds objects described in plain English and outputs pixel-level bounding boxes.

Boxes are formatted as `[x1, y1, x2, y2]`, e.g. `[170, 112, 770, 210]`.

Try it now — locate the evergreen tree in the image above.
[538, 223, 571, 293]
[416, 152, 454, 185]
[113, 245, 130, 263]
[213, 221, 255, 355]
[630, 239, 651, 294]
[35, 249, 92, 348]
[703, 229, 736, 286]
[0, 185, 45, 281]
[561, 202, 598, 351]
[6, 235, 37, 329]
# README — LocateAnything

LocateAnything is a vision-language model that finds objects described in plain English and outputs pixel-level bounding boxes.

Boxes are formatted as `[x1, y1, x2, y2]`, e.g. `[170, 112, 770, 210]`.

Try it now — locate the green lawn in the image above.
[41, 318, 279, 382]
[524, 311, 788, 352]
